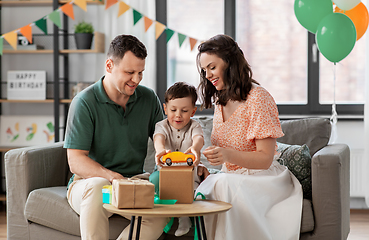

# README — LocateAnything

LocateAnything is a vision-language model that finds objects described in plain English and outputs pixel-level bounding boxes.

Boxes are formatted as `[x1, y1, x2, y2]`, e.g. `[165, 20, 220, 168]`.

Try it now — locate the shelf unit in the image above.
[0, 0, 104, 142]
[0, 0, 103, 6]
[0, 0, 105, 197]
[2, 32, 105, 54]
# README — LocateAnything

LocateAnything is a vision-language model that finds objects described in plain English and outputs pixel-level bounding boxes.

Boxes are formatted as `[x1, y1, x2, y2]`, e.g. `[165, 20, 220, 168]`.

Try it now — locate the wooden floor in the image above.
[0, 203, 366, 239]
[347, 209, 369, 240]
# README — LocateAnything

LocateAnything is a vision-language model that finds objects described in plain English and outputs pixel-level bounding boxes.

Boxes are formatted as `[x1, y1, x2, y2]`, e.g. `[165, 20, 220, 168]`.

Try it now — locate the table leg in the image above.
[200, 216, 207, 240]
[136, 216, 142, 240]
[195, 216, 203, 240]
[128, 216, 135, 240]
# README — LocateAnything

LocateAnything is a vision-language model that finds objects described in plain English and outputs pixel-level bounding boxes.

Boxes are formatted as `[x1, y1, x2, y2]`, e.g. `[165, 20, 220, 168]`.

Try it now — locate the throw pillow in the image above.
[277, 142, 312, 199]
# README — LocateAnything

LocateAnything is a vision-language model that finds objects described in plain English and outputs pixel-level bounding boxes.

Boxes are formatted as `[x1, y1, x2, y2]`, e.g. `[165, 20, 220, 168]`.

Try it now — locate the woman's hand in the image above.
[203, 145, 229, 166]
[203, 138, 276, 169]
[155, 149, 171, 166]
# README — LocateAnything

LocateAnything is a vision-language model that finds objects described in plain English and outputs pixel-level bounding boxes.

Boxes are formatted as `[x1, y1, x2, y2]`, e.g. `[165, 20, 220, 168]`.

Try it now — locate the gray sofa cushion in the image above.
[278, 118, 331, 156]
[277, 142, 312, 199]
[301, 199, 314, 233]
[24, 187, 130, 239]
[25, 187, 81, 236]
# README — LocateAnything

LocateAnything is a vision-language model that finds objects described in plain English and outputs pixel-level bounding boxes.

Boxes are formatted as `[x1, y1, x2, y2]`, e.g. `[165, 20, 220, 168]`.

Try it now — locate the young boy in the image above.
[153, 81, 204, 236]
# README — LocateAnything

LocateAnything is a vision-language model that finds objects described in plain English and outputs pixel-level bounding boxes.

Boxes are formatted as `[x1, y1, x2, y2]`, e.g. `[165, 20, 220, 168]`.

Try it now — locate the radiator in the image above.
[350, 149, 365, 197]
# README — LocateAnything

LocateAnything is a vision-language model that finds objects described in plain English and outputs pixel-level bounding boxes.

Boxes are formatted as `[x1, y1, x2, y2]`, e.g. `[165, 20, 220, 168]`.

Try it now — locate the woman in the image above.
[195, 34, 302, 240]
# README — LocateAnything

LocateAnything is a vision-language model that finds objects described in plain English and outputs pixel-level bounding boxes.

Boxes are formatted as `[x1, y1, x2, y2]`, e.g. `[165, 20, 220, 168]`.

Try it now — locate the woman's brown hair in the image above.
[196, 34, 258, 109]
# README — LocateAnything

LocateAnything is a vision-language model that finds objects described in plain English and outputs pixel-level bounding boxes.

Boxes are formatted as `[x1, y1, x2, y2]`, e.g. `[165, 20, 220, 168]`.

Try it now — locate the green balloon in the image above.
[294, 0, 333, 33]
[316, 13, 357, 63]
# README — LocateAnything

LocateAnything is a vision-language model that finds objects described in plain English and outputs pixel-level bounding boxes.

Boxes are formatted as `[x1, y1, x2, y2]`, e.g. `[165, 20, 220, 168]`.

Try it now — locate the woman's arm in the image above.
[67, 149, 124, 183]
[203, 137, 276, 169]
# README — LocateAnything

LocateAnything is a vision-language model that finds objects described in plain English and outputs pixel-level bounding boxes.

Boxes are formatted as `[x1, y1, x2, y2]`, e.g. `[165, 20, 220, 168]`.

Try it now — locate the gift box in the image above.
[159, 166, 194, 204]
[112, 178, 155, 209]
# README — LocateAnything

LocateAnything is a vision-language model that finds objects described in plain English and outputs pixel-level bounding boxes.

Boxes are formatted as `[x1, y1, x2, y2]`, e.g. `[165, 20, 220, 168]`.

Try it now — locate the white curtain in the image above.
[69, 0, 157, 90]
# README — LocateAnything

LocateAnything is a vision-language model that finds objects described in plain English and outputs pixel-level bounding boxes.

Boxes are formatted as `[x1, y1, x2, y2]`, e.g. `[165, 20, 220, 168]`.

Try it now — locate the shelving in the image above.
[2, 31, 105, 54]
[0, 0, 103, 6]
[2, 49, 53, 54]
[1, 1, 105, 139]
[0, 99, 72, 103]
[0, 0, 105, 199]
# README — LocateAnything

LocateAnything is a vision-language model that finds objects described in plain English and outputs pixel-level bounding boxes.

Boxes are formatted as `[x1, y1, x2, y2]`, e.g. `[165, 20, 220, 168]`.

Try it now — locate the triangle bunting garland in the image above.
[133, 9, 143, 25]
[48, 10, 62, 28]
[189, 37, 197, 51]
[3, 31, 18, 50]
[144, 16, 153, 32]
[118, 1, 130, 17]
[178, 33, 186, 47]
[155, 22, 166, 40]
[19, 25, 33, 44]
[35, 18, 48, 35]
[60, 3, 75, 20]
[165, 28, 175, 43]
[0, 0, 201, 53]
[73, 0, 87, 11]
[105, 0, 118, 10]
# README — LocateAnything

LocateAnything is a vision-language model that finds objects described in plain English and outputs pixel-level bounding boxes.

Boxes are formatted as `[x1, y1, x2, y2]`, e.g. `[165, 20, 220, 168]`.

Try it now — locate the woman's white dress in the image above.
[196, 86, 303, 240]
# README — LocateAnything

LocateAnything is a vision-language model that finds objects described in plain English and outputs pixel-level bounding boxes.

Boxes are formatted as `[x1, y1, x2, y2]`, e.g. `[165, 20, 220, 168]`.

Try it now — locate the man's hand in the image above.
[67, 148, 125, 183]
[105, 169, 125, 183]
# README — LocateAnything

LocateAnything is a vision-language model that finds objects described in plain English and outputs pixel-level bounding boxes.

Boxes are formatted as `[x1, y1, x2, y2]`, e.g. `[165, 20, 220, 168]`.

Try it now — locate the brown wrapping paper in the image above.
[112, 178, 155, 209]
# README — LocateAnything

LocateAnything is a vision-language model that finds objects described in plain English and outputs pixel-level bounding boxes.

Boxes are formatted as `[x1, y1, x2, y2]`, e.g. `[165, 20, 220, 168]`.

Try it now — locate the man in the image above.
[64, 35, 168, 240]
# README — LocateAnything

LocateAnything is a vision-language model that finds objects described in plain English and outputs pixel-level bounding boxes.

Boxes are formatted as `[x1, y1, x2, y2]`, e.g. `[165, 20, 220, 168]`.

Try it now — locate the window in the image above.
[236, 0, 307, 104]
[166, 0, 224, 88]
[157, 0, 365, 116]
[319, 36, 366, 104]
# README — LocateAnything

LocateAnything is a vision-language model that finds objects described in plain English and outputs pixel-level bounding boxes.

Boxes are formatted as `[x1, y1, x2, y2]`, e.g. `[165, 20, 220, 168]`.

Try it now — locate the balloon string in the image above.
[330, 63, 338, 144]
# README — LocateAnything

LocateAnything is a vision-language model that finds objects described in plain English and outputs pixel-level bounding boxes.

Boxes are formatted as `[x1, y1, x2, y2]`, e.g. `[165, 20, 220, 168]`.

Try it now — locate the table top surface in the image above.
[103, 200, 232, 217]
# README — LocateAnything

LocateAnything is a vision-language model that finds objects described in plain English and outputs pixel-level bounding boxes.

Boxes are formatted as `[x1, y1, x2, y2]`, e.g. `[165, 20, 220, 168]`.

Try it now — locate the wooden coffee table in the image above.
[104, 200, 232, 240]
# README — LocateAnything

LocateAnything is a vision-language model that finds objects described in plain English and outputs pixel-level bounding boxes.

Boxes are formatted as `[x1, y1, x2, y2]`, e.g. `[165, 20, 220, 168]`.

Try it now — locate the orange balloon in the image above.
[335, 2, 369, 41]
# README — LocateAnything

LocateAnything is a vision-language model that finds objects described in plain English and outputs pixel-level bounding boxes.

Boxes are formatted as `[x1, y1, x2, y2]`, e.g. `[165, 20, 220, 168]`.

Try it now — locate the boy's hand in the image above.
[155, 149, 171, 166]
[184, 147, 201, 166]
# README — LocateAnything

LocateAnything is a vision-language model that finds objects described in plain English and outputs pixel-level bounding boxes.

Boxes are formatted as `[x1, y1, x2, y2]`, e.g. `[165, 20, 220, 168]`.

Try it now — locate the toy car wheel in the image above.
[187, 158, 193, 166]
[165, 158, 172, 166]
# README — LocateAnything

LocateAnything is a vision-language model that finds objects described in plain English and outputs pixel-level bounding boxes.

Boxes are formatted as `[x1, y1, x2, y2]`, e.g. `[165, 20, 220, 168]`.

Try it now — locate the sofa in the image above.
[5, 117, 350, 240]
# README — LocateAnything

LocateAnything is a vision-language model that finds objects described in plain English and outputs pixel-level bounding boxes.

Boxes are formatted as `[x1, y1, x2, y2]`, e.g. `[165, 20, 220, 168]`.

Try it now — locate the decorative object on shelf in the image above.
[74, 21, 94, 49]
[3, 35, 44, 50]
[7, 71, 46, 100]
[0, 115, 58, 146]
[18, 35, 33, 46]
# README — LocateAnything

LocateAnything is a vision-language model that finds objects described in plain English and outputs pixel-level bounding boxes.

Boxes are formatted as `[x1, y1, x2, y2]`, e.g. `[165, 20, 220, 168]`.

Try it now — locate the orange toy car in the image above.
[161, 151, 194, 166]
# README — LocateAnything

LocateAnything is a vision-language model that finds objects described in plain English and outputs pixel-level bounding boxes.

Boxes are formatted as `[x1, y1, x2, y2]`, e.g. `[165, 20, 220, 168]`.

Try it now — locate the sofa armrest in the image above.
[302, 144, 350, 240]
[5, 141, 68, 240]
